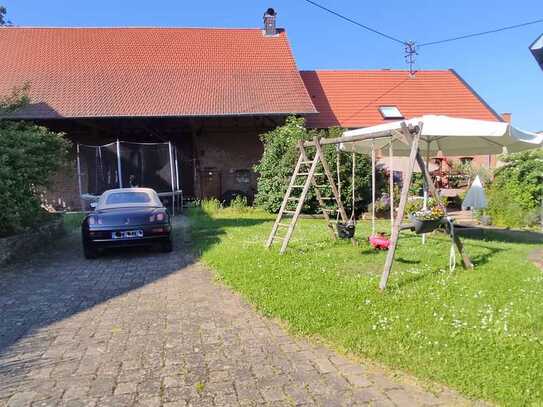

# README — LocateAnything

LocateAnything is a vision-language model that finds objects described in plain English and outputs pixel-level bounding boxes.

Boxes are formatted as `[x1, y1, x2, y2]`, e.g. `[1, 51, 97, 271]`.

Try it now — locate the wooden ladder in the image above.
[265, 138, 352, 254]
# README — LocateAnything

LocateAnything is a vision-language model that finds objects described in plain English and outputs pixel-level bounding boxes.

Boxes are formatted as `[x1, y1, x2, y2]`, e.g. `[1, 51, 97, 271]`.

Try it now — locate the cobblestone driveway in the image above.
[0, 219, 473, 407]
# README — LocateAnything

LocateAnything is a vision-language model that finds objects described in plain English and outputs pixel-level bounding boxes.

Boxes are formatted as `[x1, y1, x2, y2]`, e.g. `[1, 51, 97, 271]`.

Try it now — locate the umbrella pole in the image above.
[422, 143, 430, 244]
[389, 144, 394, 236]
[371, 140, 376, 237]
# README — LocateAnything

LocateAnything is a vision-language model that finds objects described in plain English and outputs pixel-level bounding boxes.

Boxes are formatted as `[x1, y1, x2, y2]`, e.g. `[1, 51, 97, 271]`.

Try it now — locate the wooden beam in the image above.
[298, 141, 337, 241]
[379, 122, 422, 291]
[313, 138, 356, 246]
[314, 138, 349, 223]
[302, 128, 415, 147]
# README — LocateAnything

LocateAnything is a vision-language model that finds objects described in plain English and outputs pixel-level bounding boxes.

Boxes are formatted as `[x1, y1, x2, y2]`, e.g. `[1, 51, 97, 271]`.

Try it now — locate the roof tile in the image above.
[300, 70, 501, 128]
[0, 27, 316, 118]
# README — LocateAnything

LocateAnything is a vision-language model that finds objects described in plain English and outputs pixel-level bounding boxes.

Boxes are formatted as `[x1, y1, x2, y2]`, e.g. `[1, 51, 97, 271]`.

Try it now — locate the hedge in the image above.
[0, 121, 70, 237]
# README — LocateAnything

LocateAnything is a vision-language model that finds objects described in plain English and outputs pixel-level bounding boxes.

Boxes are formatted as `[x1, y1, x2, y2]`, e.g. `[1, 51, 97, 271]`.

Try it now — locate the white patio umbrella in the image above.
[462, 175, 487, 210]
[339, 115, 543, 243]
[339, 115, 543, 156]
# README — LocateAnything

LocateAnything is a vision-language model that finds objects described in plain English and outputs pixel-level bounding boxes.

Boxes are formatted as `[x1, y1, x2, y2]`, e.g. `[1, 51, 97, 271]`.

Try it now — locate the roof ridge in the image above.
[0, 26, 281, 31]
[300, 69, 453, 73]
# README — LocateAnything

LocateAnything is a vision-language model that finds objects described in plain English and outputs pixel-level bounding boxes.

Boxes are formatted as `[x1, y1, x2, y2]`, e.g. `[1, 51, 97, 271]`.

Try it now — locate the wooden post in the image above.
[314, 138, 349, 223]
[299, 141, 337, 240]
[279, 141, 321, 255]
[379, 123, 421, 291]
[265, 146, 306, 249]
[314, 138, 356, 246]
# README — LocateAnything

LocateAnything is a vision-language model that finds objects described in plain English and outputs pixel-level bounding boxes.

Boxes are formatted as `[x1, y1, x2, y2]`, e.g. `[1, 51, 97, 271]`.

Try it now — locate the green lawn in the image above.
[188, 207, 543, 406]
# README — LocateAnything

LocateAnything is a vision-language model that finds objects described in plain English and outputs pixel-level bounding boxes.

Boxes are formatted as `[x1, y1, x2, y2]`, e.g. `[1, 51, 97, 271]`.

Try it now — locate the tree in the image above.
[487, 149, 543, 228]
[0, 5, 11, 26]
[253, 116, 376, 214]
[0, 84, 71, 237]
[0, 82, 30, 114]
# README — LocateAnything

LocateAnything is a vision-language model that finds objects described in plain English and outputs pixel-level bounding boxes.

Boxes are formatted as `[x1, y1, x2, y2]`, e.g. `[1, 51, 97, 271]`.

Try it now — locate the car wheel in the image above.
[161, 239, 173, 253]
[83, 242, 99, 259]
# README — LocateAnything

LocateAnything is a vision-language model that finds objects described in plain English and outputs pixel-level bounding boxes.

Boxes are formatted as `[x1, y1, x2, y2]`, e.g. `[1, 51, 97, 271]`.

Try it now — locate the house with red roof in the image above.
[0, 10, 505, 208]
[0, 13, 316, 208]
[301, 69, 507, 182]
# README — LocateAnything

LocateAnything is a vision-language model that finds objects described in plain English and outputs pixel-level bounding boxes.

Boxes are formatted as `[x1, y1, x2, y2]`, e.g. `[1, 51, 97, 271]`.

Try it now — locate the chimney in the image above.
[263, 8, 277, 36]
[501, 112, 512, 123]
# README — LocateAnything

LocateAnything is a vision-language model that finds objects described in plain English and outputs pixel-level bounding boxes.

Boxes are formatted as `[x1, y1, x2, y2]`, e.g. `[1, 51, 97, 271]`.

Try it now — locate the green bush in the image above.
[229, 195, 248, 212]
[487, 149, 543, 228]
[0, 121, 70, 237]
[254, 116, 376, 214]
[200, 198, 221, 215]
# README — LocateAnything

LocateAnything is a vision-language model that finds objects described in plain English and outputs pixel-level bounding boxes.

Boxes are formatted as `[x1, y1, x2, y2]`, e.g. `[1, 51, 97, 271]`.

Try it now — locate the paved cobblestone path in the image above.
[0, 219, 475, 407]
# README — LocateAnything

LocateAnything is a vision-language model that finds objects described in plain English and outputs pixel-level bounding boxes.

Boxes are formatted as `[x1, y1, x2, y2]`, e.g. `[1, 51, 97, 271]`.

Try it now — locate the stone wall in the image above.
[0, 216, 65, 266]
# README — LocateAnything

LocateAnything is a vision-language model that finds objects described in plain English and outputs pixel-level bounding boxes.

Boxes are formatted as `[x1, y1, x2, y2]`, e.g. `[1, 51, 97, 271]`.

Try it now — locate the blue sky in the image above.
[4, 0, 542, 130]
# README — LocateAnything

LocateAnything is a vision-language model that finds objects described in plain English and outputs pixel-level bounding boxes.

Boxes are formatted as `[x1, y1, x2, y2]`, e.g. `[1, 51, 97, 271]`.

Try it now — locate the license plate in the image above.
[112, 230, 143, 239]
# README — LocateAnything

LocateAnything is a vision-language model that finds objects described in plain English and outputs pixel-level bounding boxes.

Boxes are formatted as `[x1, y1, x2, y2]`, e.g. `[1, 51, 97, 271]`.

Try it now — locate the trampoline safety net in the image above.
[77, 141, 180, 196]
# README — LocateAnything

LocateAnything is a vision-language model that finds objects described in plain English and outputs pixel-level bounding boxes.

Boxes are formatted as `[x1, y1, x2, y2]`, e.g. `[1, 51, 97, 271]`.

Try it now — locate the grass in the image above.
[188, 207, 543, 406]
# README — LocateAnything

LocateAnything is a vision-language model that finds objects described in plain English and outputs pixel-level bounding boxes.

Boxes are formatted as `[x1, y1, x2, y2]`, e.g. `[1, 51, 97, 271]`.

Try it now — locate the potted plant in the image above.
[409, 206, 445, 234]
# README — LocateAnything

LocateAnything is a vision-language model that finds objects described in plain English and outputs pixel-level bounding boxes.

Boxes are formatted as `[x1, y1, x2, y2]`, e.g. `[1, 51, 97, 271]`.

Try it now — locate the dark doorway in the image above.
[200, 169, 221, 199]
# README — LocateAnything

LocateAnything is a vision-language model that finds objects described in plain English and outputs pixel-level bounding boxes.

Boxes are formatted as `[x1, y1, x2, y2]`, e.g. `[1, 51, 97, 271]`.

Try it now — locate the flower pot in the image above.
[337, 222, 355, 239]
[409, 215, 444, 234]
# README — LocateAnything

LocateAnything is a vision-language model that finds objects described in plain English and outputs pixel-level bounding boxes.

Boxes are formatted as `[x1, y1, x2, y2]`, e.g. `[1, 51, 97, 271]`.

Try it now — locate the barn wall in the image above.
[37, 116, 283, 210]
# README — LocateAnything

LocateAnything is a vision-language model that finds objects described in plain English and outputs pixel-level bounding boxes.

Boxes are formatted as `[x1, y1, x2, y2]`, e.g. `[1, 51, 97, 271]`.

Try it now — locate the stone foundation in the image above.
[0, 216, 65, 266]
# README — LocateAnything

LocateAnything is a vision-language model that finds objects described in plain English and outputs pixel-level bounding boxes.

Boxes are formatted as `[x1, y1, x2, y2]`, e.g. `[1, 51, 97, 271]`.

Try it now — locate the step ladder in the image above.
[265, 138, 353, 254]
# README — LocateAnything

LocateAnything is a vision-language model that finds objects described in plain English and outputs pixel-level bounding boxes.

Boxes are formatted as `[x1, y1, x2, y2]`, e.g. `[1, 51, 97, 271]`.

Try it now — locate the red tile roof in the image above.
[300, 70, 501, 128]
[0, 27, 316, 119]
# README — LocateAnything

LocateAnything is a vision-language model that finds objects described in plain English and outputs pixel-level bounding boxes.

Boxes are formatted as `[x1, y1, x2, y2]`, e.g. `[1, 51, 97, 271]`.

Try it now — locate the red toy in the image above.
[369, 233, 390, 250]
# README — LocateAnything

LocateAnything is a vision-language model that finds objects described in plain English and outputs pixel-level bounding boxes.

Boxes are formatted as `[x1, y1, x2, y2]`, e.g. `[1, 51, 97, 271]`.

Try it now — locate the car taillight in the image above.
[150, 212, 166, 222]
[88, 216, 102, 225]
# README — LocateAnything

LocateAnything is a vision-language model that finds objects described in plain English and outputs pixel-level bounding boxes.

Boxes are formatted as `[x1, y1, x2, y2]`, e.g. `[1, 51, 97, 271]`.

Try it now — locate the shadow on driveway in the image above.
[0, 215, 266, 398]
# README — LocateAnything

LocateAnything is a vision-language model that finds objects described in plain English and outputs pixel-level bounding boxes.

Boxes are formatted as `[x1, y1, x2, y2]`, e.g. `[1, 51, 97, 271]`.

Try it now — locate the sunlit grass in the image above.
[189, 208, 543, 405]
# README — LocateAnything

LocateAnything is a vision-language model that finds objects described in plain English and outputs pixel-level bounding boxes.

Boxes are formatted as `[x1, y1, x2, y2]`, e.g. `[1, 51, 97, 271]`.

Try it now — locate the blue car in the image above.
[81, 188, 172, 259]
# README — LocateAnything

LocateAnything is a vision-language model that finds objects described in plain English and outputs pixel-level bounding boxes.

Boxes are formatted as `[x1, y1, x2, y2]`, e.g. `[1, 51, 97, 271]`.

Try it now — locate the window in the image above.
[105, 192, 151, 205]
[379, 106, 404, 119]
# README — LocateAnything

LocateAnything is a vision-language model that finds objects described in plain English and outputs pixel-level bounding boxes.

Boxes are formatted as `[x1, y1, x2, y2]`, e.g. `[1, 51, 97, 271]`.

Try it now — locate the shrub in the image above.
[229, 195, 248, 212]
[254, 116, 376, 214]
[254, 116, 311, 213]
[487, 149, 543, 228]
[200, 198, 221, 215]
[0, 120, 70, 237]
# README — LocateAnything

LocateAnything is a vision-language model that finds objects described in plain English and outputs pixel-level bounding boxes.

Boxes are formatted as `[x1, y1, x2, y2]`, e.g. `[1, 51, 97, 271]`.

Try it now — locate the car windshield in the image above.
[105, 192, 151, 205]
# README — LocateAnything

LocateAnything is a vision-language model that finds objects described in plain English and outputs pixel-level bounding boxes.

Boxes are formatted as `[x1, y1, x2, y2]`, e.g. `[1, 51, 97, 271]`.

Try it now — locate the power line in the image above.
[300, 0, 543, 72]
[419, 18, 543, 47]
[302, 0, 405, 45]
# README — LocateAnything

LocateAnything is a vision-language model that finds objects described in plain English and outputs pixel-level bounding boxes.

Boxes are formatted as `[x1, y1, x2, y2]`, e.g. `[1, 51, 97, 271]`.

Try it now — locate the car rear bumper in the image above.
[85, 224, 171, 247]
